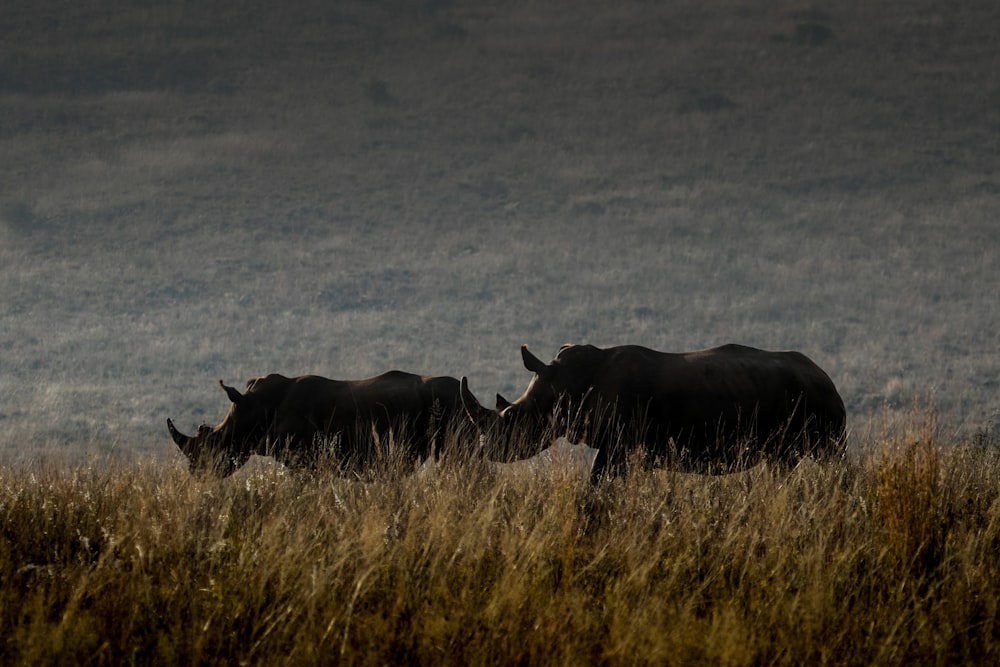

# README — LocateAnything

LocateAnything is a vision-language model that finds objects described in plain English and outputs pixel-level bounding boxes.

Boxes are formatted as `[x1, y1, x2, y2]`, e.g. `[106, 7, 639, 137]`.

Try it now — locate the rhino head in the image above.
[460, 345, 575, 462]
[167, 379, 261, 477]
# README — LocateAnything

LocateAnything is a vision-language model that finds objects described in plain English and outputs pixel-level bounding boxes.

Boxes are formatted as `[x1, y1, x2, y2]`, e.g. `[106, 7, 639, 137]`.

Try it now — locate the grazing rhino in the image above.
[168, 372, 467, 477]
[461, 343, 846, 481]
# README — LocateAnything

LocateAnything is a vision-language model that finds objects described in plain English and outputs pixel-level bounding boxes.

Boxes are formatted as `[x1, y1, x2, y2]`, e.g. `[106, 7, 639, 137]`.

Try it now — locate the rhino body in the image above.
[462, 343, 846, 481]
[169, 372, 465, 477]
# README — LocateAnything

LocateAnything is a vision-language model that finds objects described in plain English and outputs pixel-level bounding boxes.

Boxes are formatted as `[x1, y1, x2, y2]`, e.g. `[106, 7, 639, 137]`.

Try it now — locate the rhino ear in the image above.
[521, 345, 552, 378]
[219, 379, 243, 404]
[496, 393, 512, 411]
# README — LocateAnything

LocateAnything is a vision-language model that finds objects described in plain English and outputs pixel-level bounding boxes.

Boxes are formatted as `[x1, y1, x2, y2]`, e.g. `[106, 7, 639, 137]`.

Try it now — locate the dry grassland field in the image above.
[1, 0, 1000, 663]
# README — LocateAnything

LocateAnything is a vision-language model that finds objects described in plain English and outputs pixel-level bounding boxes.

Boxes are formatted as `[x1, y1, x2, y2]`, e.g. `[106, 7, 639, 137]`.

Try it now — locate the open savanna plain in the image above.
[4, 413, 1000, 665]
[1, 0, 999, 663]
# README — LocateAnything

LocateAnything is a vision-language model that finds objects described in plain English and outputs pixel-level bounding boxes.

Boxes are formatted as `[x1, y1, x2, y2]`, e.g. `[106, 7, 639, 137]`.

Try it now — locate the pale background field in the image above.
[1, 0, 997, 463]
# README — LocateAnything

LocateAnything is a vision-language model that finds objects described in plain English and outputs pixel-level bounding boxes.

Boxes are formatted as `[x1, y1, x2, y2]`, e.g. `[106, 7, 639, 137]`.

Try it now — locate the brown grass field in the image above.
[3, 408, 1000, 665]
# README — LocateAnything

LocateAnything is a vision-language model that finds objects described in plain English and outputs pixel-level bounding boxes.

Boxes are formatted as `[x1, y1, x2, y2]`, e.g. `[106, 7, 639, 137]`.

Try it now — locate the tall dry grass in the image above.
[2, 415, 1000, 665]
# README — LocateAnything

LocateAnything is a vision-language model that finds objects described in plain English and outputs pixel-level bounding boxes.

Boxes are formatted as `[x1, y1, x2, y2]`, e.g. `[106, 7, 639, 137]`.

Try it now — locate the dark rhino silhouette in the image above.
[461, 343, 846, 481]
[168, 372, 466, 477]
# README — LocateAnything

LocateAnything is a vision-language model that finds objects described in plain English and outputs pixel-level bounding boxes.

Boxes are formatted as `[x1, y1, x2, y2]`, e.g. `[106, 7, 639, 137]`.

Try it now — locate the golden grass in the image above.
[3, 418, 1000, 665]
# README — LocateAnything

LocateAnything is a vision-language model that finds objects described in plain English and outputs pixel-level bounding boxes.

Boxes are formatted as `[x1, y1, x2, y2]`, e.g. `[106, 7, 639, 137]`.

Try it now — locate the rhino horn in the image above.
[167, 418, 193, 450]
[461, 377, 500, 429]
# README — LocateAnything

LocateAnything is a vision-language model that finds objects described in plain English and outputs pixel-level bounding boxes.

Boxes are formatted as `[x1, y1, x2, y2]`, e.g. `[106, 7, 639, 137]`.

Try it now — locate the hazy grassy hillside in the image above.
[3, 414, 999, 665]
[1, 0, 998, 461]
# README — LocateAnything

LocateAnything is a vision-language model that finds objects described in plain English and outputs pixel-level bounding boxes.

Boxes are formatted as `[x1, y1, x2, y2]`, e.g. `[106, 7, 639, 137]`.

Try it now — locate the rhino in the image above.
[461, 343, 846, 481]
[168, 371, 467, 477]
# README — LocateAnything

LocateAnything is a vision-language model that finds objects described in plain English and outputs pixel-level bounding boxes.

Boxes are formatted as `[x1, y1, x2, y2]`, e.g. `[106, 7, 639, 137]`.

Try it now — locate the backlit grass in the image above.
[3, 416, 999, 665]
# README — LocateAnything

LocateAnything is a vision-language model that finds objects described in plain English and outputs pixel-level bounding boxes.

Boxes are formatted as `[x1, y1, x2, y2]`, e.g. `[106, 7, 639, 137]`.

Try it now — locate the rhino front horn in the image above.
[167, 418, 191, 447]
[460, 377, 499, 429]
